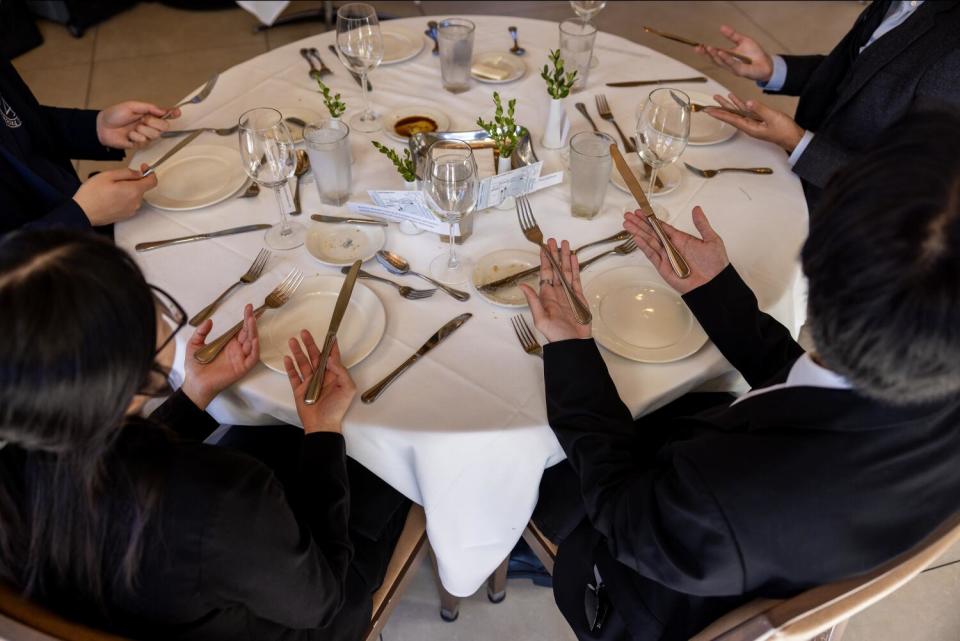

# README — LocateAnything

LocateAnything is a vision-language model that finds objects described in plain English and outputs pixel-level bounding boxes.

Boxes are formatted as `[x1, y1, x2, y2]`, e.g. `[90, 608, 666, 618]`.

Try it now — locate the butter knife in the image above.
[327, 44, 372, 91]
[311, 213, 388, 227]
[361, 313, 472, 404]
[607, 76, 708, 87]
[141, 130, 203, 177]
[609, 144, 690, 279]
[134, 224, 272, 252]
[642, 26, 752, 64]
[305, 260, 362, 405]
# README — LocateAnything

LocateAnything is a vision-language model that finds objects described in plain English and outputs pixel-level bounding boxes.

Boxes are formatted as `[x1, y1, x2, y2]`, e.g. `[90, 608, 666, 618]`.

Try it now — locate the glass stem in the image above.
[647, 166, 659, 197]
[447, 220, 458, 269]
[360, 70, 371, 120]
[273, 183, 292, 236]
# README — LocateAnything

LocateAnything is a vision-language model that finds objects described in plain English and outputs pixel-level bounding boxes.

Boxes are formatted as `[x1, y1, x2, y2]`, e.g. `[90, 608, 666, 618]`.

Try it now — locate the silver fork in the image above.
[193, 269, 303, 364]
[683, 162, 774, 178]
[595, 94, 636, 153]
[341, 267, 436, 300]
[578, 238, 638, 270]
[163, 73, 219, 119]
[516, 196, 592, 325]
[511, 315, 543, 359]
[161, 124, 239, 138]
[190, 249, 271, 326]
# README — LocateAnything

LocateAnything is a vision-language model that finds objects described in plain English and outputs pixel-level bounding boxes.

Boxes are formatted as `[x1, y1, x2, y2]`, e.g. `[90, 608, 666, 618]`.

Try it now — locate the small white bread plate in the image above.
[472, 249, 541, 308]
[306, 222, 386, 266]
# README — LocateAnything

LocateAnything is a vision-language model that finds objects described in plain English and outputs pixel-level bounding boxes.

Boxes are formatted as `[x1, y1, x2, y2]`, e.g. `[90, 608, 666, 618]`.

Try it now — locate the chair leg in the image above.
[429, 548, 460, 622]
[486, 556, 510, 604]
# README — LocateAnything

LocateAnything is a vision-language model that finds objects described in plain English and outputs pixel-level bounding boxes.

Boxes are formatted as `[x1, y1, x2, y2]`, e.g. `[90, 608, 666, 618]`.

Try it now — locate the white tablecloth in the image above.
[118, 15, 808, 597]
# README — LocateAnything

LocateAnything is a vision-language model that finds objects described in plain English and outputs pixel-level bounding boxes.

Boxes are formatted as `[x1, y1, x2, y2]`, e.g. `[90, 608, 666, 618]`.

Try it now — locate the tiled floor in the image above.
[9, 2, 960, 640]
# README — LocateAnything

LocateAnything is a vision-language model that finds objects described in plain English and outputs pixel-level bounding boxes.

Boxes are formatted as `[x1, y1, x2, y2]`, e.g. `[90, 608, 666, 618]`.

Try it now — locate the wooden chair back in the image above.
[691, 512, 960, 641]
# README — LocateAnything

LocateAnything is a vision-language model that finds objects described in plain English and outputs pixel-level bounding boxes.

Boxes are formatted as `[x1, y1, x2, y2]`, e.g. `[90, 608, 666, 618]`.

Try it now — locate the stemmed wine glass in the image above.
[336, 3, 384, 133]
[570, 0, 606, 66]
[238, 107, 305, 250]
[635, 88, 691, 211]
[423, 140, 479, 284]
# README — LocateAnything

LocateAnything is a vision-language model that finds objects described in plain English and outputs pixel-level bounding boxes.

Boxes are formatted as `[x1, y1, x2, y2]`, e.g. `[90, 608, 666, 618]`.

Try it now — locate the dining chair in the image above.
[690, 511, 960, 641]
[0, 505, 429, 641]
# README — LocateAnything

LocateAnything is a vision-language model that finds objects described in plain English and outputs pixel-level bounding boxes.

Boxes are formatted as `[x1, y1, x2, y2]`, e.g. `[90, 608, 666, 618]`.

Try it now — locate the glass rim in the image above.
[238, 107, 284, 132]
[336, 2, 377, 19]
[303, 119, 350, 143]
[559, 17, 598, 36]
[647, 87, 691, 106]
[438, 17, 476, 31]
[570, 131, 615, 157]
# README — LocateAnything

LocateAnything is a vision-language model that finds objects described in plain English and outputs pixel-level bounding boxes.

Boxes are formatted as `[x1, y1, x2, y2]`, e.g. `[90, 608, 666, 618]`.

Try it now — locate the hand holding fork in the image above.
[518, 237, 593, 342]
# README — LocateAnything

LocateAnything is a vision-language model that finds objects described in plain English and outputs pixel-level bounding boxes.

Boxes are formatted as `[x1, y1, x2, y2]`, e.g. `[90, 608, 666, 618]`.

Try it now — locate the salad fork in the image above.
[516, 195, 592, 325]
[578, 238, 638, 270]
[341, 267, 436, 300]
[594, 94, 635, 153]
[190, 249, 271, 326]
[511, 315, 543, 359]
[164, 73, 218, 119]
[194, 269, 303, 364]
[683, 162, 773, 178]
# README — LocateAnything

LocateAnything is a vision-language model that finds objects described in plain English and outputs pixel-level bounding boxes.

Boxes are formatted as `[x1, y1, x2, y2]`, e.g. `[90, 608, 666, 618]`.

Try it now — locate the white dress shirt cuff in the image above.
[788, 130, 815, 167]
[757, 54, 788, 92]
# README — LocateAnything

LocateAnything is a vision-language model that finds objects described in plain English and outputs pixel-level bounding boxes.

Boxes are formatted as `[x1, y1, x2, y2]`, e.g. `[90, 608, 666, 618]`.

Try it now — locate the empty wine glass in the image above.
[636, 88, 691, 203]
[336, 3, 384, 133]
[423, 140, 478, 284]
[238, 107, 305, 250]
[570, 0, 606, 66]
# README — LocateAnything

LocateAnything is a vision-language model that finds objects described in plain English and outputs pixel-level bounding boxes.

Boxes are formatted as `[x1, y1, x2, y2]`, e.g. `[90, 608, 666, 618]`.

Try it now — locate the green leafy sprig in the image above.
[371, 141, 417, 182]
[316, 78, 347, 118]
[476, 91, 520, 158]
[541, 49, 577, 99]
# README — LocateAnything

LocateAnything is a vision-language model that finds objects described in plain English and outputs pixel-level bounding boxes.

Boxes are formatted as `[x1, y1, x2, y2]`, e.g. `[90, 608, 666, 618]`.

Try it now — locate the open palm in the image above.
[519, 239, 592, 343]
[182, 304, 260, 408]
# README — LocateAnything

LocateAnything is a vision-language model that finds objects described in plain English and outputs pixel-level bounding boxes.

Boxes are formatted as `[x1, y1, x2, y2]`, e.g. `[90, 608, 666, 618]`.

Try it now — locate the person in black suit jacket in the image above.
[521, 112, 960, 641]
[694, 0, 960, 207]
[0, 231, 408, 640]
[0, 56, 179, 237]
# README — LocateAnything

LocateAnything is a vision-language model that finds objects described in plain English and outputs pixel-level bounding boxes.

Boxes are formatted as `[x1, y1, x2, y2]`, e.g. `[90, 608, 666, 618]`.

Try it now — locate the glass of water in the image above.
[636, 88, 691, 198]
[570, 131, 614, 219]
[559, 18, 597, 92]
[304, 119, 352, 206]
[438, 18, 475, 94]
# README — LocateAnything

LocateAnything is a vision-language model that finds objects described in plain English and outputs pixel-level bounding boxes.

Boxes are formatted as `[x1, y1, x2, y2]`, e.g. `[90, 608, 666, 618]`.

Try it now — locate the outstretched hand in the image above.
[182, 304, 260, 409]
[284, 332, 356, 434]
[519, 238, 592, 343]
[705, 93, 805, 153]
[695, 25, 774, 82]
[624, 206, 730, 295]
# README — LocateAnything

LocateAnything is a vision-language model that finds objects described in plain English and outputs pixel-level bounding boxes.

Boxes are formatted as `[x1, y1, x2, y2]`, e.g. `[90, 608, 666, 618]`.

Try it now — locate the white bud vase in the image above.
[400, 179, 423, 235]
[541, 98, 570, 150]
[495, 155, 515, 211]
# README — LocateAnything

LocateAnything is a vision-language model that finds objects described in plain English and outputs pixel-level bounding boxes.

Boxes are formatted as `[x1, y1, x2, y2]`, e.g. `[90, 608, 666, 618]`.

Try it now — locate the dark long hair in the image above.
[0, 230, 163, 607]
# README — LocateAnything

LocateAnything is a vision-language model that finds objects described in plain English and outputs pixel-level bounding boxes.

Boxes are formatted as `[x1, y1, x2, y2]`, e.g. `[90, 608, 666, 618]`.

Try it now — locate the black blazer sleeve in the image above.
[682, 265, 804, 388]
[40, 106, 123, 162]
[147, 389, 220, 442]
[768, 55, 826, 96]
[203, 433, 353, 629]
[545, 339, 745, 595]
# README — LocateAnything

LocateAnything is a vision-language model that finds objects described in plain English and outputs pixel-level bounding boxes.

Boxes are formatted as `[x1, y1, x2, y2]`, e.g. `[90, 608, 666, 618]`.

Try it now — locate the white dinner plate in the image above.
[383, 105, 451, 143]
[281, 106, 325, 143]
[610, 155, 682, 198]
[586, 265, 708, 363]
[381, 26, 426, 64]
[258, 275, 386, 374]
[143, 145, 247, 211]
[471, 249, 541, 308]
[471, 52, 527, 84]
[635, 91, 736, 146]
[305, 222, 386, 266]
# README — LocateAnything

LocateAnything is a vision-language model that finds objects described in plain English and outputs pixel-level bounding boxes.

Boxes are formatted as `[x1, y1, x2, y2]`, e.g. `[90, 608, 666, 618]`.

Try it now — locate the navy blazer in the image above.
[0, 57, 123, 236]
[544, 266, 960, 641]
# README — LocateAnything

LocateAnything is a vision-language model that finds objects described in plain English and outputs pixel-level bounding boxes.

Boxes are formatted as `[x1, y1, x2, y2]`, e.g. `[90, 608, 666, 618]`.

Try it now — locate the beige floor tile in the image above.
[87, 43, 267, 110]
[12, 19, 97, 70]
[94, 3, 266, 62]
[10, 63, 91, 109]
[843, 562, 960, 641]
[731, 1, 864, 54]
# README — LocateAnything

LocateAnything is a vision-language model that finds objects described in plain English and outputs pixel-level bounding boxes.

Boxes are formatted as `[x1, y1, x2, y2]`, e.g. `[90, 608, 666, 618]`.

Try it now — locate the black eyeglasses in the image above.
[139, 285, 187, 398]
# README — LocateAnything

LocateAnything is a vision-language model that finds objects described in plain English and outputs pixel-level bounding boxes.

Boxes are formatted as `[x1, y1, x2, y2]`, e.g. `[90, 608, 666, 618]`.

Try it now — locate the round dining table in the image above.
[118, 14, 809, 597]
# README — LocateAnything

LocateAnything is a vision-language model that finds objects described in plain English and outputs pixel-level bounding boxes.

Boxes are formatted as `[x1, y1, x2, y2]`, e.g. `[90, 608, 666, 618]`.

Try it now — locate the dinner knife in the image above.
[606, 76, 708, 87]
[134, 224, 272, 252]
[305, 259, 362, 405]
[642, 26, 752, 64]
[361, 313, 472, 404]
[327, 44, 372, 91]
[609, 144, 690, 279]
[311, 213, 388, 227]
[141, 130, 203, 177]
